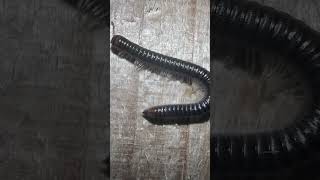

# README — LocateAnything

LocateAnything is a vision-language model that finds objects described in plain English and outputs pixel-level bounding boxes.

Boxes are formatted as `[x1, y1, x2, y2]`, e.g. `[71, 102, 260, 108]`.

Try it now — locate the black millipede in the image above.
[111, 35, 210, 124]
[212, 0, 320, 173]
[109, 0, 320, 174]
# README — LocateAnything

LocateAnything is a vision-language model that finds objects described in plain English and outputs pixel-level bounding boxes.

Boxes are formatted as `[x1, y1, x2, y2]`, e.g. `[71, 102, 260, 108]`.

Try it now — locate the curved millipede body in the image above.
[111, 35, 210, 124]
[212, 0, 320, 172]
[62, 0, 108, 27]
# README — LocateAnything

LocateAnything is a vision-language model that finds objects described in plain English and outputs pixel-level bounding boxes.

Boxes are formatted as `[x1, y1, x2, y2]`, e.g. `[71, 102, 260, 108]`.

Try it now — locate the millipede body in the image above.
[111, 35, 210, 124]
[212, 0, 320, 172]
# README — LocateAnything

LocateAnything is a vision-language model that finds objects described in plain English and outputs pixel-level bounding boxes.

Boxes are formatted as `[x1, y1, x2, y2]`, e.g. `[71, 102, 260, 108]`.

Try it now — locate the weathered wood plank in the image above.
[0, 0, 108, 179]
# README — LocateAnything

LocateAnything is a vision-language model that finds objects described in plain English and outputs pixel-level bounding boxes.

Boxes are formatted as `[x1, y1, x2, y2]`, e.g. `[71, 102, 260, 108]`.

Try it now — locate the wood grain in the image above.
[110, 0, 210, 179]
[0, 0, 108, 179]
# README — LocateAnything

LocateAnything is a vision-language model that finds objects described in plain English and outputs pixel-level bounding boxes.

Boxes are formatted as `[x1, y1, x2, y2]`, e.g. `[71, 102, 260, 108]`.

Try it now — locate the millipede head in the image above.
[111, 35, 137, 63]
[142, 108, 158, 121]
[111, 35, 126, 47]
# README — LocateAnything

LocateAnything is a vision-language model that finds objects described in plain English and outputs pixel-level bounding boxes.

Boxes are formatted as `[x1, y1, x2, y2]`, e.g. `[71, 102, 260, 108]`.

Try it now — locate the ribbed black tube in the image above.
[111, 35, 210, 124]
[212, 0, 320, 171]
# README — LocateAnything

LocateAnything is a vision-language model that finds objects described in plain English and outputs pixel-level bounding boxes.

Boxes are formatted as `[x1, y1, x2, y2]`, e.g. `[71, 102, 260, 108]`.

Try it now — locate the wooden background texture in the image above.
[110, 0, 210, 179]
[0, 0, 109, 180]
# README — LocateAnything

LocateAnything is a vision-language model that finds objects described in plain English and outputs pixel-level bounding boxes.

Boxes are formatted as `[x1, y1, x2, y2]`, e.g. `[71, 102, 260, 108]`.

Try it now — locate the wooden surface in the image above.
[110, 0, 210, 179]
[0, 0, 108, 179]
